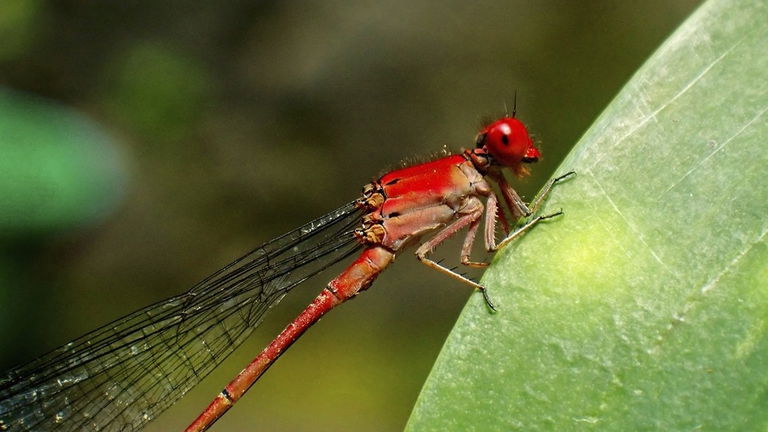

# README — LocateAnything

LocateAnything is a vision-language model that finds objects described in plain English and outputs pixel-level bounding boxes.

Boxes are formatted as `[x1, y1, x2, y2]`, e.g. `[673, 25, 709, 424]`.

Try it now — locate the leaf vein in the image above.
[585, 168, 675, 276]
[659, 103, 768, 197]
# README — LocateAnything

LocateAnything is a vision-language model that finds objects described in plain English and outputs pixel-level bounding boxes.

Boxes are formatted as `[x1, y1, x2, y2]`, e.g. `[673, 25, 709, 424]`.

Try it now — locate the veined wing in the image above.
[0, 201, 363, 431]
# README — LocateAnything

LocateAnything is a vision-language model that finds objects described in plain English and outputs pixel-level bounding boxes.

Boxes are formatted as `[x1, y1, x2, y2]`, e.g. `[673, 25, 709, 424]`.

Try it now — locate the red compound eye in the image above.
[477, 117, 539, 171]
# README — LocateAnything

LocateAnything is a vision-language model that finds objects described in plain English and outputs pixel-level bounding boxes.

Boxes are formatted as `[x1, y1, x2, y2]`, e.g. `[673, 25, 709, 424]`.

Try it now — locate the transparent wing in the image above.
[0, 201, 363, 432]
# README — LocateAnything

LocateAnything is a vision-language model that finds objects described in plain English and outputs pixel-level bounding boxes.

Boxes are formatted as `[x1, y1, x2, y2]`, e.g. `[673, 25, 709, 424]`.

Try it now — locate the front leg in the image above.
[489, 172, 530, 219]
[490, 210, 564, 252]
[487, 171, 575, 251]
[526, 171, 575, 215]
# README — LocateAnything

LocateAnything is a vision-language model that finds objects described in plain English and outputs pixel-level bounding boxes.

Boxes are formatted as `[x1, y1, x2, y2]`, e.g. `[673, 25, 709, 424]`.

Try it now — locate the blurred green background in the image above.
[0, 1, 702, 431]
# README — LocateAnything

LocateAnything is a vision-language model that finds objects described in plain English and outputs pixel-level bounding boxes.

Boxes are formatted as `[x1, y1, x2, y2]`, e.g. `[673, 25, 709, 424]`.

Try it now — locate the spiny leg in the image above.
[415, 206, 496, 311]
[490, 171, 575, 250]
[484, 191, 515, 253]
[527, 171, 575, 215]
[485, 191, 510, 238]
[415, 212, 481, 281]
[460, 213, 488, 268]
[490, 210, 563, 252]
[489, 172, 530, 219]
[490, 170, 575, 221]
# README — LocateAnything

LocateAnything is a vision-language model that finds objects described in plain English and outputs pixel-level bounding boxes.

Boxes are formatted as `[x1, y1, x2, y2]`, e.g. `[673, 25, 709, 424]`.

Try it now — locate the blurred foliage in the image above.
[102, 42, 214, 143]
[0, 89, 124, 236]
[0, 1, 703, 431]
[0, 0, 41, 60]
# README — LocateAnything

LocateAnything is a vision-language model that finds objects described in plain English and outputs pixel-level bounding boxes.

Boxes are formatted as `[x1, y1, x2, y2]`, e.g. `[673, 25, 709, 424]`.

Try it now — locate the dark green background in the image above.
[0, 1, 701, 430]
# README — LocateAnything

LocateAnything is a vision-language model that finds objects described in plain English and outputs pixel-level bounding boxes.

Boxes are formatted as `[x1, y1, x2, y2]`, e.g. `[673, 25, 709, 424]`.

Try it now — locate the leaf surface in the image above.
[407, 0, 768, 430]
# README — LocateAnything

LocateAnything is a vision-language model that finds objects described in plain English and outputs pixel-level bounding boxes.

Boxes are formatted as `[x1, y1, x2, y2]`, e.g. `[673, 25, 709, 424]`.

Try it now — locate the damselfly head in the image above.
[475, 117, 539, 176]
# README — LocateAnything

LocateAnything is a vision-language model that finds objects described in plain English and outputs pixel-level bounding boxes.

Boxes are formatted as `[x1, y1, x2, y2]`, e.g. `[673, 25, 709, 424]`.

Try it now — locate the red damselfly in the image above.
[0, 116, 573, 432]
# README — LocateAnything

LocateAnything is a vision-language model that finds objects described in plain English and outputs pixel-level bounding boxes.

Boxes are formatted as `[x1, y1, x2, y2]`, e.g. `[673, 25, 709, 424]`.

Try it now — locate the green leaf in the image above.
[406, 0, 768, 430]
[0, 89, 126, 235]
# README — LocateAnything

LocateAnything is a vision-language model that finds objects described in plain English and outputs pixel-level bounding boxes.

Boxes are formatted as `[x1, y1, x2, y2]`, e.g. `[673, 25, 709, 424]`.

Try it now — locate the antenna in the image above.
[512, 90, 518, 118]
